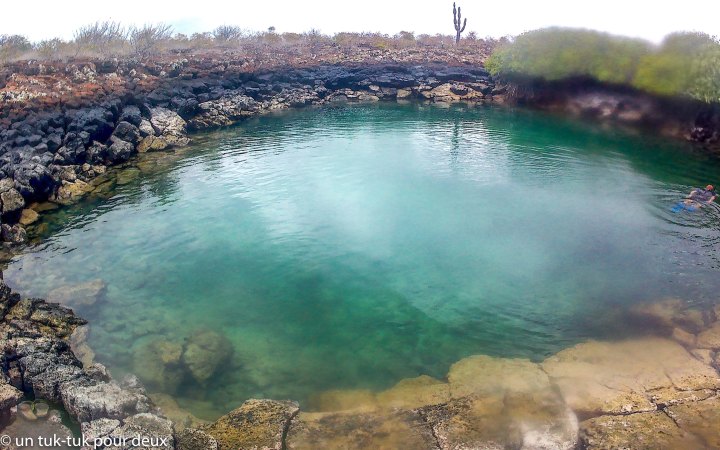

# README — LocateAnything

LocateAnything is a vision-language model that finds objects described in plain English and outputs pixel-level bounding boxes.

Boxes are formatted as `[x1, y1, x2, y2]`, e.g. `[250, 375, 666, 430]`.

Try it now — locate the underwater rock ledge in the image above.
[1, 273, 719, 449]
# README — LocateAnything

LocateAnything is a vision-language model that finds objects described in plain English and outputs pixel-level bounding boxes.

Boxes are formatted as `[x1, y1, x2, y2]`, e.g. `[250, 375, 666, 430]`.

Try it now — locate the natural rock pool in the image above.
[4, 103, 720, 420]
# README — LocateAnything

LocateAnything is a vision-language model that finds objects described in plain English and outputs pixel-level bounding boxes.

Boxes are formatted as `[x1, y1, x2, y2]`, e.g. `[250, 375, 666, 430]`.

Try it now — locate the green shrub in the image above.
[486, 28, 650, 84]
[487, 27, 720, 103]
[633, 33, 720, 98]
[0, 35, 33, 63]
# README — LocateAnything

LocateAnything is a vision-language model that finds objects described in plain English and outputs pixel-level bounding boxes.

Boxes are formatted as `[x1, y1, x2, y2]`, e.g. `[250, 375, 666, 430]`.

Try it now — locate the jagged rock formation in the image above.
[0, 62, 498, 246]
[0, 278, 174, 448]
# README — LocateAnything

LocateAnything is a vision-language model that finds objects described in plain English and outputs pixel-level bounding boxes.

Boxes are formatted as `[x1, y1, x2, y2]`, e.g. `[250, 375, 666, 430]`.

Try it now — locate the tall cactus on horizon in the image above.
[453, 2, 467, 45]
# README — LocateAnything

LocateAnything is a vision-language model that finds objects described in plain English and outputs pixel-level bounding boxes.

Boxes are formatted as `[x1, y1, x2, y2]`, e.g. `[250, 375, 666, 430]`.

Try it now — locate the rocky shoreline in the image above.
[503, 78, 720, 151]
[2, 52, 720, 449]
[0, 55, 501, 247]
[1, 277, 719, 449]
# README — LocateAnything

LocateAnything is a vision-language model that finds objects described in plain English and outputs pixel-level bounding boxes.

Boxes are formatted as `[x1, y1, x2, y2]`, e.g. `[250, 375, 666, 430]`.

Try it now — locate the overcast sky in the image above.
[2, 0, 719, 43]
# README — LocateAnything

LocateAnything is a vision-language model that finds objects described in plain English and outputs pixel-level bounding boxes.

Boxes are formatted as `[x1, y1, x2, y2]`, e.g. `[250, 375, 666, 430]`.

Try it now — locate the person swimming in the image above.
[676, 184, 716, 211]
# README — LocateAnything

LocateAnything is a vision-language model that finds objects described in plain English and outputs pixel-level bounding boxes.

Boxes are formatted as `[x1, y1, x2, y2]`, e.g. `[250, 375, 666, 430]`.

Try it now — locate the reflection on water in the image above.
[4, 103, 720, 420]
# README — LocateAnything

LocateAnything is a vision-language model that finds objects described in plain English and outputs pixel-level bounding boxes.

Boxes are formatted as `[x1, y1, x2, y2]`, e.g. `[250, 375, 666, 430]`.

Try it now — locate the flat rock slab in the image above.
[447, 355, 550, 399]
[419, 392, 577, 450]
[302, 354, 578, 449]
[309, 376, 450, 412]
[667, 396, 720, 448]
[580, 411, 706, 450]
[542, 337, 720, 417]
[286, 409, 437, 450]
[202, 399, 298, 450]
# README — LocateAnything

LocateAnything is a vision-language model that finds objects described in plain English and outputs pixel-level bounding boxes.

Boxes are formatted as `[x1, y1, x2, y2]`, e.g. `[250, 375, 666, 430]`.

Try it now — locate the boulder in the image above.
[150, 107, 189, 144]
[202, 399, 299, 450]
[51, 179, 93, 205]
[119, 105, 143, 126]
[106, 136, 136, 163]
[181, 330, 232, 384]
[111, 121, 142, 145]
[137, 135, 170, 153]
[139, 119, 155, 137]
[1, 224, 27, 244]
[18, 208, 39, 225]
[134, 338, 186, 393]
[1, 187, 25, 215]
[60, 379, 152, 422]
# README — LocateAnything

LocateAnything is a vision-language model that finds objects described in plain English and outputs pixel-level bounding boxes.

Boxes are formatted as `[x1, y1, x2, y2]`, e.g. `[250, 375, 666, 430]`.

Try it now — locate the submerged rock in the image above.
[134, 338, 186, 393]
[149, 392, 207, 430]
[181, 330, 233, 384]
[696, 322, 720, 350]
[47, 279, 107, 309]
[18, 208, 39, 226]
[541, 337, 720, 418]
[630, 298, 710, 334]
[51, 179, 93, 205]
[69, 325, 95, 367]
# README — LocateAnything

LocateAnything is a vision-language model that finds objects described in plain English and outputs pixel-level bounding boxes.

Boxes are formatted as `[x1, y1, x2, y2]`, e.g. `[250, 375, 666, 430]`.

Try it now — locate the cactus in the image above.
[453, 2, 467, 45]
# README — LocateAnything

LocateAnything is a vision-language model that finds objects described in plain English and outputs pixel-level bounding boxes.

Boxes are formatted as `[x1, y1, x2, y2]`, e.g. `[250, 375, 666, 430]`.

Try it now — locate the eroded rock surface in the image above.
[541, 337, 720, 417]
[287, 409, 437, 450]
[579, 411, 706, 450]
[200, 399, 299, 450]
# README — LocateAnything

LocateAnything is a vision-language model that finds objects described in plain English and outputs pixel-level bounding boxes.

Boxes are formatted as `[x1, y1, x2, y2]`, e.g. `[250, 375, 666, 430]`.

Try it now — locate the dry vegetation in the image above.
[0, 21, 497, 64]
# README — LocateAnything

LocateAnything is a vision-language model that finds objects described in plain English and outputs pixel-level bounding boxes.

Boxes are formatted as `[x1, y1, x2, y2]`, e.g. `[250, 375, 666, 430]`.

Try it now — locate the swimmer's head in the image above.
[706, 185, 715, 191]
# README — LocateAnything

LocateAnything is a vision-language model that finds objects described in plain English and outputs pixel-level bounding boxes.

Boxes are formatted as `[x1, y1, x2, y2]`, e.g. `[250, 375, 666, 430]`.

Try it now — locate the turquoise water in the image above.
[5, 103, 720, 419]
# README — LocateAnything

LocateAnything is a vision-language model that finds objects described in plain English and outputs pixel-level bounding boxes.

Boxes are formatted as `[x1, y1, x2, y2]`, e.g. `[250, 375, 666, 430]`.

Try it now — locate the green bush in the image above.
[633, 33, 720, 103]
[487, 28, 720, 103]
[0, 35, 33, 63]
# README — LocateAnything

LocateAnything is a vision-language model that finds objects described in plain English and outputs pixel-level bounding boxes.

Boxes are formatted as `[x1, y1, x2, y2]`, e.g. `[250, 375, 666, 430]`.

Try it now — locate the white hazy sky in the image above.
[2, 0, 719, 43]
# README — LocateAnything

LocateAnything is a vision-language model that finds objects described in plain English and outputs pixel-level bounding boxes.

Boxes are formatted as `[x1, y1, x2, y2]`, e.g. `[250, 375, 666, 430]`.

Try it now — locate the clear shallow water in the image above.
[5, 103, 720, 420]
